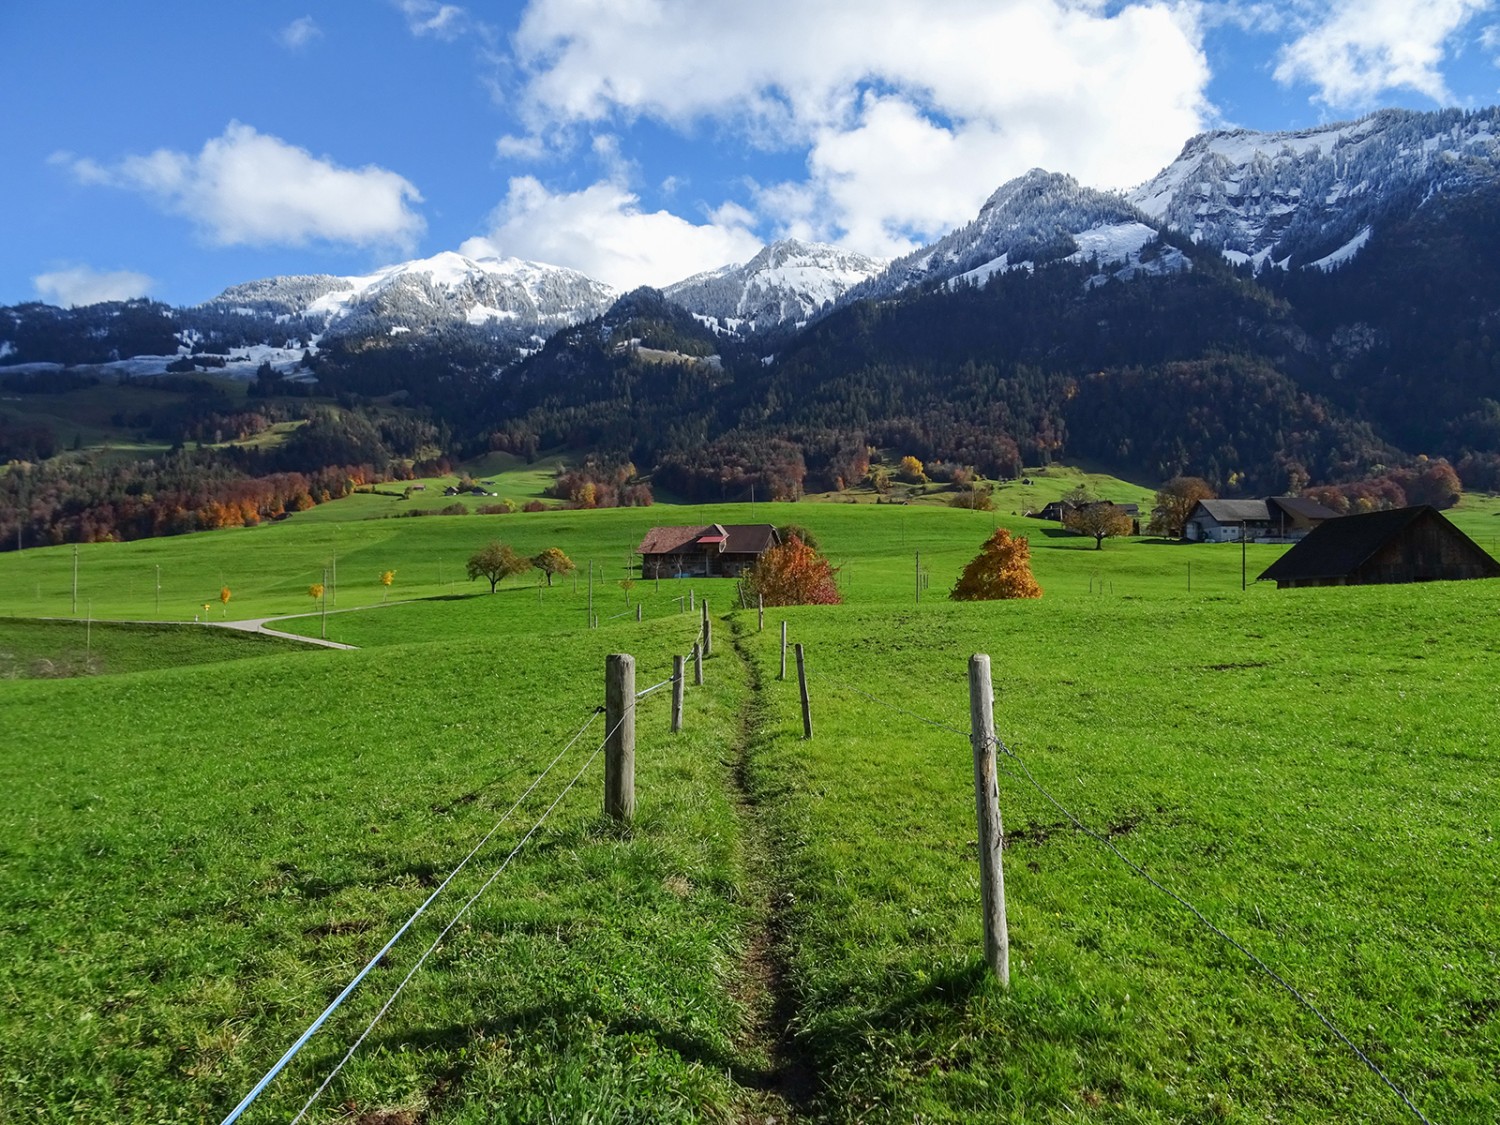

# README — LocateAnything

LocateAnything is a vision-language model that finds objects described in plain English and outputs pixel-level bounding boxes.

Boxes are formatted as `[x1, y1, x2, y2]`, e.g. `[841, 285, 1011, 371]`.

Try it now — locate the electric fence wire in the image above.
[791, 665, 1433, 1125]
[219, 708, 604, 1125]
[634, 673, 679, 700]
[290, 715, 620, 1124]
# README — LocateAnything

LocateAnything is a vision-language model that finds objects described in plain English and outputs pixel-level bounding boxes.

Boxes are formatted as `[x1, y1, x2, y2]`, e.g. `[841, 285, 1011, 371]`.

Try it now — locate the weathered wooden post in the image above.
[780, 620, 788, 681]
[701, 600, 712, 657]
[969, 653, 1009, 984]
[605, 654, 635, 822]
[636, 603, 642, 623]
[795, 643, 812, 740]
[758, 594, 764, 632]
[690, 589, 694, 612]
[693, 640, 703, 685]
[671, 654, 685, 733]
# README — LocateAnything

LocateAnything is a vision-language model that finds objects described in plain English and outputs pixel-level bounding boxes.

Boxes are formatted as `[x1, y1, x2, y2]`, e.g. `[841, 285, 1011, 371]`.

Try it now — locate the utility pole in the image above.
[72, 543, 78, 616]
[155, 564, 161, 616]
[1241, 521, 1248, 591]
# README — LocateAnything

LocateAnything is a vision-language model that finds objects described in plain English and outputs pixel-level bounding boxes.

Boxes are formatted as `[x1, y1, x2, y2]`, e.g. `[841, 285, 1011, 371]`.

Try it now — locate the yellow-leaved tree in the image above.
[950, 529, 1042, 600]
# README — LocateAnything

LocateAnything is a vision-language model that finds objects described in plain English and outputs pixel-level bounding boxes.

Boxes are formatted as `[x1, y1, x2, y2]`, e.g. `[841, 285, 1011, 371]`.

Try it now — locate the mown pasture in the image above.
[1, 491, 1498, 1122]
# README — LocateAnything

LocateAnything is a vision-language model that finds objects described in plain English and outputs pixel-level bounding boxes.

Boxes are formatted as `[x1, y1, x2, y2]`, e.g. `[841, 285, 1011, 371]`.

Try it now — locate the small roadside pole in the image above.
[605, 654, 635, 822]
[915, 549, 921, 605]
[757, 594, 764, 632]
[321, 567, 329, 640]
[780, 621, 788, 681]
[693, 641, 703, 686]
[636, 603, 642, 623]
[795, 643, 812, 740]
[969, 653, 1009, 984]
[1241, 521, 1248, 591]
[588, 560, 595, 629]
[671, 655, 685, 733]
[701, 600, 712, 657]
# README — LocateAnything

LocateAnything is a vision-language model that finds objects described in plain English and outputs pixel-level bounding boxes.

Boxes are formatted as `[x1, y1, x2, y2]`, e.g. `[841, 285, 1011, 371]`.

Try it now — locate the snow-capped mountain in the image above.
[1128, 107, 1500, 270]
[663, 239, 885, 333]
[852, 170, 1188, 303]
[203, 251, 617, 342]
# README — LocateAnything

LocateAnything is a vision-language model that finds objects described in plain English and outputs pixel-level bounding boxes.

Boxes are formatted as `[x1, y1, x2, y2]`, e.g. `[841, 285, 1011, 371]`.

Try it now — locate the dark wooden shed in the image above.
[1257, 506, 1500, 589]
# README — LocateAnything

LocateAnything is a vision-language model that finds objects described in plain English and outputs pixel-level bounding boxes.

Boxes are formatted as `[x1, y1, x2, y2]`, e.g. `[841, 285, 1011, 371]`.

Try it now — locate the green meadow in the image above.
[2, 484, 1498, 1122]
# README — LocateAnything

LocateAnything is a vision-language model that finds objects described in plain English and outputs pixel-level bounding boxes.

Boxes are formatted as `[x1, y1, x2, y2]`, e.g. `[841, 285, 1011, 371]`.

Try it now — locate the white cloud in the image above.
[506, 0, 1211, 257]
[459, 176, 764, 289]
[396, 0, 470, 39]
[279, 16, 322, 50]
[61, 122, 425, 251]
[33, 265, 153, 308]
[1274, 0, 1491, 105]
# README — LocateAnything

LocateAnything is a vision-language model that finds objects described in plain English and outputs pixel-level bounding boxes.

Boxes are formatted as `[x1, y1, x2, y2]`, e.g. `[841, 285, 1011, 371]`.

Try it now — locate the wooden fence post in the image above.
[758, 594, 764, 632]
[702, 600, 712, 657]
[795, 643, 812, 740]
[671, 654, 685, 733]
[605, 654, 636, 822]
[693, 641, 703, 686]
[969, 653, 1009, 984]
[780, 620, 787, 681]
[636, 603, 642, 623]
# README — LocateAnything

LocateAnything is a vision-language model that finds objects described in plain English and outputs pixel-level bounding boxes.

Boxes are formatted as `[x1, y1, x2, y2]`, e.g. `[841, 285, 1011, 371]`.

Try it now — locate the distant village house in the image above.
[1182, 497, 1339, 543]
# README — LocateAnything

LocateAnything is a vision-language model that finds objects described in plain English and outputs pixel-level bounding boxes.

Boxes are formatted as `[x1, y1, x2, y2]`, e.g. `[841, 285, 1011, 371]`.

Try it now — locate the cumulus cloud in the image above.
[459, 176, 764, 289]
[279, 16, 322, 50]
[33, 265, 153, 308]
[1274, 0, 1491, 105]
[60, 122, 425, 251]
[505, 0, 1210, 256]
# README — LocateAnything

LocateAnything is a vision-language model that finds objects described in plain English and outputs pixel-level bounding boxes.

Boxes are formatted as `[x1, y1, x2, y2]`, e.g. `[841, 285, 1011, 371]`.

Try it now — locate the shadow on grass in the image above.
[345, 960, 997, 1116]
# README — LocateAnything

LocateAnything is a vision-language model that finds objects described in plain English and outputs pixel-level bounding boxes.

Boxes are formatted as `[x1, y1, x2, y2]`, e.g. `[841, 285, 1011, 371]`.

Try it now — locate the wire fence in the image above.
[224, 707, 609, 1122]
[797, 657, 1433, 1125]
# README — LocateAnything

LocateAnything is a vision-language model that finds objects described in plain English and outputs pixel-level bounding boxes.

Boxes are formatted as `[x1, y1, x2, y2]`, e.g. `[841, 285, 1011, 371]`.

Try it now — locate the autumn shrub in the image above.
[739, 536, 842, 606]
[950, 528, 1042, 600]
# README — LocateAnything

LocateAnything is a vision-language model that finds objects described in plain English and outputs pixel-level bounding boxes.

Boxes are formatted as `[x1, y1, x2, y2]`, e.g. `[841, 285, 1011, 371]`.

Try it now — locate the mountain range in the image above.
[6, 105, 1500, 506]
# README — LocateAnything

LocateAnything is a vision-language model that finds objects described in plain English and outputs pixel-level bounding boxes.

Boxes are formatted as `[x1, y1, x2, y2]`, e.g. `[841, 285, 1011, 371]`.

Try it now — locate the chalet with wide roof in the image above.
[1183, 496, 1340, 543]
[637, 523, 779, 579]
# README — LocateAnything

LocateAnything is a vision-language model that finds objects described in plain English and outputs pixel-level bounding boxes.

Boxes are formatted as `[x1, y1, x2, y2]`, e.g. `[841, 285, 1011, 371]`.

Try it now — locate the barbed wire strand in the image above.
[995, 735, 1434, 1125]
[290, 719, 617, 1123]
[219, 708, 603, 1125]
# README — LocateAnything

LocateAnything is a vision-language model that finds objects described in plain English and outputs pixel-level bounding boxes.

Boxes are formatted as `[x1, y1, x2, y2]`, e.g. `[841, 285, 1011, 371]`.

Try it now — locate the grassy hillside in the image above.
[1, 487, 1498, 1122]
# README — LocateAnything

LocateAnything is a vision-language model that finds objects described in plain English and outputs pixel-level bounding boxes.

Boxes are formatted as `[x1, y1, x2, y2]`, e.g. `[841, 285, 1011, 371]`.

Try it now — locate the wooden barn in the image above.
[1257, 506, 1500, 589]
[636, 523, 779, 579]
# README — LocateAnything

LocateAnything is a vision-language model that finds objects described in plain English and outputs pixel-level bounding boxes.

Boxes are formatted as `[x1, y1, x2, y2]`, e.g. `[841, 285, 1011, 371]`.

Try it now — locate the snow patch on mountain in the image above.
[204, 251, 616, 343]
[665, 239, 884, 333]
[1128, 107, 1500, 269]
[860, 171, 1183, 302]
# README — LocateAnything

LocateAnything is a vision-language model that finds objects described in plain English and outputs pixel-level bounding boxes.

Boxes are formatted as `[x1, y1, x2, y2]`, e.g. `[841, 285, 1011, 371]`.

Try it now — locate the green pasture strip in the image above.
[0, 498, 1292, 626]
[0, 618, 304, 678]
[737, 584, 1500, 1123]
[0, 614, 754, 1123]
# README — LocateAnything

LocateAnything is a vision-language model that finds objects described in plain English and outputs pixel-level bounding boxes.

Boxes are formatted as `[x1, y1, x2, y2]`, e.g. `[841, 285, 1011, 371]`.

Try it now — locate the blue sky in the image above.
[4, 0, 1499, 307]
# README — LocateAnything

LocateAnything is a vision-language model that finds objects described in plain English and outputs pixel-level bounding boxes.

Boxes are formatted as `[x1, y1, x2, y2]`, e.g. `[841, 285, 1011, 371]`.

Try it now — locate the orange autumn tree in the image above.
[951, 528, 1042, 600]
[739, 535, 842, 606]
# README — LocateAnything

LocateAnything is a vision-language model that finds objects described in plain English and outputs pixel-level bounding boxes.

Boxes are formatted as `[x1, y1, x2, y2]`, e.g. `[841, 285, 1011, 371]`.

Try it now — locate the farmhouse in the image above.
[1257, 505, 1500, 589]
[1037, 499, 1141, 525]
[1182, 496, 1339, 543]
[637, 523, 779, 579]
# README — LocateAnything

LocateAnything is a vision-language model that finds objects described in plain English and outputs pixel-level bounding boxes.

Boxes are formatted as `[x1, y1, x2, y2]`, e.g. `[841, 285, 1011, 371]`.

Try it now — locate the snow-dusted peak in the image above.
[855, 169, 1177, 300]
[664, 238, 885, 333]
[1127, 107, 1500, 267]
[202, 251, 616, 341]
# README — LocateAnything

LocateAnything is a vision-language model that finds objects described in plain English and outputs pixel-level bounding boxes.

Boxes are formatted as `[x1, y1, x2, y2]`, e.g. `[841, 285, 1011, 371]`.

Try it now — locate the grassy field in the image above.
[2, 483, 1499, 1122]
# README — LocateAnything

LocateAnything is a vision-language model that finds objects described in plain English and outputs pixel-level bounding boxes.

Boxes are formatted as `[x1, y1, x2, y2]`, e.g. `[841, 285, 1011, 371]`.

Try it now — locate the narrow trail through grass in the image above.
[725, 614, 819, 1122]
